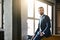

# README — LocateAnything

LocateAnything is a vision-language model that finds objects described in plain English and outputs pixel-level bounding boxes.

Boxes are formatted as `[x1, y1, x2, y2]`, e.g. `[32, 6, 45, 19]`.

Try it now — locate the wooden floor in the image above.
[42, 35, 60, 40]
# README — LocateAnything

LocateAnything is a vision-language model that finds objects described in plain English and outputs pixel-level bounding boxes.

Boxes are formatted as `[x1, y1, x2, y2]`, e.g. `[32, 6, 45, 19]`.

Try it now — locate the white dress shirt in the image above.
[39, 14, 45, 34]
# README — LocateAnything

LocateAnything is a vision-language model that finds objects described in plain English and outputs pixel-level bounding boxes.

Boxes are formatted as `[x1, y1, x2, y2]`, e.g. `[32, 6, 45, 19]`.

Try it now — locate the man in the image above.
[32, 7, 51, 40]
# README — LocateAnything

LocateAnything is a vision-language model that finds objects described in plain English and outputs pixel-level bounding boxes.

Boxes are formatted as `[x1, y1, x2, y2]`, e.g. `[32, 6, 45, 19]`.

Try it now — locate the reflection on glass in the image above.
[35, 1, 47, 18]
[27, 19, 34, 35]
[28, 0, 34, 17]
[35, 20, 39, 32]
[48, 5, 52, 20]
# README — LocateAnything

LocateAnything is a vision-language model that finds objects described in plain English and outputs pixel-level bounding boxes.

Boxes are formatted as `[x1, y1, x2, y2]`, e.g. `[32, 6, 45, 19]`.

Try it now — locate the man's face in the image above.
[38, 8, 44, 15]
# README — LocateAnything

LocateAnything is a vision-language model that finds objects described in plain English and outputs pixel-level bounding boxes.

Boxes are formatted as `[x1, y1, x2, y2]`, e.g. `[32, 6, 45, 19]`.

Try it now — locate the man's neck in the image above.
[40, 14, 44, 17]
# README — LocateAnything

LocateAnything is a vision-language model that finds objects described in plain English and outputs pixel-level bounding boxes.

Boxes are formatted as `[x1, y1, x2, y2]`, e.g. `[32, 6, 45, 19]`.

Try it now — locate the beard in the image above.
[40, 13, 44, 15]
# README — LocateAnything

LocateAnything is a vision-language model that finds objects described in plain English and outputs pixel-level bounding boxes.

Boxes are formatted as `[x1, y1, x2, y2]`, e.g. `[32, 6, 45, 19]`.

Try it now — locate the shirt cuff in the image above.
[42, 32, 45, 34]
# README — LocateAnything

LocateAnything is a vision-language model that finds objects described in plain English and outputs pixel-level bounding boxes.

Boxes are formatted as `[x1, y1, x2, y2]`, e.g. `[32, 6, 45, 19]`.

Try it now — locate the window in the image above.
[48, 5, 52, 20]
[28, 0, 34, 17]
[48, 5, 52, 33]
[27, 0, 52, 35]
[27, 19, 34, 35]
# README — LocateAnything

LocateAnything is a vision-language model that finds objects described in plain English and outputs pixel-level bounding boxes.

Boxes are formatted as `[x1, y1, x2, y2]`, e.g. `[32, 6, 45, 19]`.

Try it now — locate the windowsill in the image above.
[53, 34, 60, 36]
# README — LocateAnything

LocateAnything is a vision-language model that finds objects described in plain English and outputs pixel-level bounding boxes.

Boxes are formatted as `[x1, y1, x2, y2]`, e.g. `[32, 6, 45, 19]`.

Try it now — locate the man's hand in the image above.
[31, 35, 35, 40]
[40, 32, 43, 36]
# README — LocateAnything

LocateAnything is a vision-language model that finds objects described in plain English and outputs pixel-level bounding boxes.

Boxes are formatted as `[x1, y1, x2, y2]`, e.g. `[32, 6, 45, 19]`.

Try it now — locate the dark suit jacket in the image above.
[35, 15, 51, 37]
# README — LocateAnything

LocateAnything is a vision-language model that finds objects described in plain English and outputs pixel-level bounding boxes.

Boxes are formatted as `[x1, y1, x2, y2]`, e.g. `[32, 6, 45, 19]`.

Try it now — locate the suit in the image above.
[33, 15, 51, 40]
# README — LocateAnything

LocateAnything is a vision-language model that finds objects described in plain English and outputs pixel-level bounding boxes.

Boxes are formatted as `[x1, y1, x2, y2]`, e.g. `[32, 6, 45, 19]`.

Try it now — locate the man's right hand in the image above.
[40, 32, 43, 36]
[31, 36, 35, 40]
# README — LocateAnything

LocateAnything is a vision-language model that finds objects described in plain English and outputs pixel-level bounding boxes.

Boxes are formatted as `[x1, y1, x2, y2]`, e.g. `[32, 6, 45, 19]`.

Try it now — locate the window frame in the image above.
[27, 0, 53, 35]
[0, 0, 4, 29]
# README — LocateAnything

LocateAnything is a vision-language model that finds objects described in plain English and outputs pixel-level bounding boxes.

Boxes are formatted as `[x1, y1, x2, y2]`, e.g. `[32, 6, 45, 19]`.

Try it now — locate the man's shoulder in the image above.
[43, 15, 50, 20]
[44, 15, 48, 17]
[44, 15, 49, 18]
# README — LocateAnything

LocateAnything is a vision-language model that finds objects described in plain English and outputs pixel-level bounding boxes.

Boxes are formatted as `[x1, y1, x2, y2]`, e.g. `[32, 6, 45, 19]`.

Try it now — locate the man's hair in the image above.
[38, 7, 44, 9]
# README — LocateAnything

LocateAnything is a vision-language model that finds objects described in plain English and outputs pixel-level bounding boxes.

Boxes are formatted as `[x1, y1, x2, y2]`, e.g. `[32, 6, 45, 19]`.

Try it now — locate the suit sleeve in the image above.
[34, 23, 40, 36]
[42, 16, 51, 34]
[35, 27, 39, 35]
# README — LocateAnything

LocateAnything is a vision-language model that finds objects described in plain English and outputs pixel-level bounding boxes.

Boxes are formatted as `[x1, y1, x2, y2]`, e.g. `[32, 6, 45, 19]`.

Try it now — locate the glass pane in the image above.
[48, 5, 52, 20]
[0, 4, 2, 28]
[48, 5, 52, 34]
[35, 20, 39, 32]
[35, 1, 47, 18]
[27, 19, 34, 35]
[28, 0, 34, 17]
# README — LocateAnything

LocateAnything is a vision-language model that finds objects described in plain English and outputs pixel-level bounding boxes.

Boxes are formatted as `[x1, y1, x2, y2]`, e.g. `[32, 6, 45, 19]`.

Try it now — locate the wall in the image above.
[46, 0, 55, 3]
[53, 5, 56, 35]
[12, 0, 21, 40]
[4, 0, 12, 40]
[38, 0, 55, 3]
[21, 0, 27, 40]
[56, 3, 60, 34]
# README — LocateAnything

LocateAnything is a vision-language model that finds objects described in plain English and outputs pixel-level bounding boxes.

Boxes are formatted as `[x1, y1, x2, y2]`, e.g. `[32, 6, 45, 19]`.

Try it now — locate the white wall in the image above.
[21, 0, 27, 40]
[52, 2, 56, 35]
[4, 0, 12, 40]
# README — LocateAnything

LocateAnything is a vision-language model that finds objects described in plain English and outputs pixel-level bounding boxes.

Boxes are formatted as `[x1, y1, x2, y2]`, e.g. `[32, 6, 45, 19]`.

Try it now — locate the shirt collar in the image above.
[40, 14, 44, 17]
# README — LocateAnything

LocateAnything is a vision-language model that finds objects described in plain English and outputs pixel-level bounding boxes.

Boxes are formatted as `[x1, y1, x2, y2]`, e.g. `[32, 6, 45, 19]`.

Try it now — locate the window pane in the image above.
[48, 5, 52, 34]
[27, 19, 34, 35]
[35, 20, 39, 32]
[48, 5, 52, 20]
[28, 0, 34, 17]
[35, 1, 47, 18]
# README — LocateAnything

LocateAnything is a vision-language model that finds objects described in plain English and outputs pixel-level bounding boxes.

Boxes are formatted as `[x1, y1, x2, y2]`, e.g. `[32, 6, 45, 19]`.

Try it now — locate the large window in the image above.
[27, 0, 52, 35]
